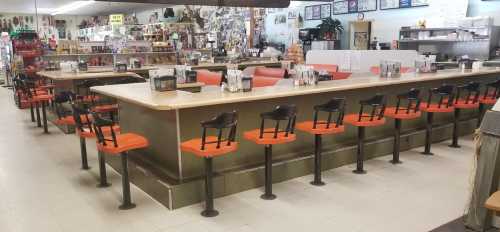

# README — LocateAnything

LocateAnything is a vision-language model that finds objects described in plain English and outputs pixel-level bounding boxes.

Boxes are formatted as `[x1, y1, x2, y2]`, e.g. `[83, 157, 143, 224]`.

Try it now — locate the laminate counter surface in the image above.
[91, 68, 500, 111]
[37, 70, 142, 81]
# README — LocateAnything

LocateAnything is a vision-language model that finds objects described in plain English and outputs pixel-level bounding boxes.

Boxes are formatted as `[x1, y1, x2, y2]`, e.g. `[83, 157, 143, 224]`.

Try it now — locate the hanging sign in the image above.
[109, 14, 124, 25]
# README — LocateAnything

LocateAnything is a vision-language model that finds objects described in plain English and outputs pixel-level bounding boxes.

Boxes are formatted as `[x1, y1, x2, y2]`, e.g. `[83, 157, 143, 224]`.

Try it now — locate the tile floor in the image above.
[0, 87, 476, 232]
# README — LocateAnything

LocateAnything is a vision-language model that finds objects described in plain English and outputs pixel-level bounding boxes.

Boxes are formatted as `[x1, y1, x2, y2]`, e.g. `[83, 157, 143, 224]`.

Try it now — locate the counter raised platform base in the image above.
[104, 118, 478, 210]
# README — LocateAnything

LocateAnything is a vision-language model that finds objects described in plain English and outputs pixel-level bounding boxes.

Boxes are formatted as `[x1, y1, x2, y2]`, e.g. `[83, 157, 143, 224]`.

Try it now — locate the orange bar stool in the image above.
[450, 82, 481, 148]
[76, 80, 103, 104]
[244, 105, 297, 200]
[23, 80, 53, 133]
[92, 113, 149, 210]
[296, 98, 346, 186]
[420, 84, 455, 155]
[344, 95, 387, 174]
[384, 89, 422, 164]
[181, 112, 238, 217]
[478, 80, 500, 127]
[72, 104, 121, 175]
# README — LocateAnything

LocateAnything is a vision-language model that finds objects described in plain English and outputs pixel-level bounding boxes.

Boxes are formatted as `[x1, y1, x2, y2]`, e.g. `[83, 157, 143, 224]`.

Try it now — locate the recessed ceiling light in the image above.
[51, 0, 95, 15]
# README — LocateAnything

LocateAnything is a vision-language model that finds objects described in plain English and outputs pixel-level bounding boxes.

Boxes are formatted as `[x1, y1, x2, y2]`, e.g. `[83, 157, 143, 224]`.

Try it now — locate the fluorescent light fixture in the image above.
[51, 0, 95, 15]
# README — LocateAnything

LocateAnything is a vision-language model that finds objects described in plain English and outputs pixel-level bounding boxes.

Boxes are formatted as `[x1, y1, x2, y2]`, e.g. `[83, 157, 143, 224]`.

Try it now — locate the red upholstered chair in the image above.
[332, 72, 352, 80]
[244, 105, 297, 200]
[420, 84, 455, 155]
[253, 67, 286, 79]
[181, 111, 238, 217]
[370, 66, 414, 75]
[344, 95, 387, 174]
[296, 98, 346, 185]
[478, 80, 500, 127]
[196, 69, 223, 86]
[253, 76, 281, 87]
[92, 113, 149, 210]
[384, 89, 422, 164]
[450, 82, 481, 148]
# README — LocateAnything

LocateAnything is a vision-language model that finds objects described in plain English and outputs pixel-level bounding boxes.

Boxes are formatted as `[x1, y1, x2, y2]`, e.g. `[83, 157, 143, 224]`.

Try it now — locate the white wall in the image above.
[265, 0, 500, 49]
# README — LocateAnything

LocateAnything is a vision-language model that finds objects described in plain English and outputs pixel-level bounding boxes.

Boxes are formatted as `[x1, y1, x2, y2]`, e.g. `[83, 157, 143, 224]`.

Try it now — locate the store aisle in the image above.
[0, 87, 475, 232]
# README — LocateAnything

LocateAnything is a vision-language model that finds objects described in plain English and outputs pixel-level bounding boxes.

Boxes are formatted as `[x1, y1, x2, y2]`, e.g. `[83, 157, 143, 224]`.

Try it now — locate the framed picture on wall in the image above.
[333, 1, 349, 15]
[358, 0, 377, 12]
[321, 4, 332, 19]
[305, 6, 313, 20]
[312, 5, 322, 20]
[380, 0, 399, 10]
[411, 0, 429, 6]
[399, 0, 411, 8]
[348, 0, 358, 13]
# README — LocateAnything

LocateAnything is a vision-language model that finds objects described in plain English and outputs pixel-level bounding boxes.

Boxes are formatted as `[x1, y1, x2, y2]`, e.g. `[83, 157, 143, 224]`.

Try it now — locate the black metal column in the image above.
[30, 103, 35, 122]
[353, 127, 367, 174]
[35, 102, 41, 127]
[41, 101, 48, 134]
[261, 144, 277, 200]
[311, 134, 325, 186]
[79, 137, 90, 170]
[450, 108, 461, 148]
[201, 157, 219, 217]
[391, 119, 403, 164]
[119, 152, 136, 210]
[478, 103, 485, 128]
[97, 151, 111, 188]
[422, 112, 434, 155]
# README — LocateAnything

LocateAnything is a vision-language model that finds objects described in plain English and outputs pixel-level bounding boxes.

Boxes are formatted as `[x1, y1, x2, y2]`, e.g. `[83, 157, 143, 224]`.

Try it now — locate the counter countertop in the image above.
[190, 60, 281, 69]
[37, 70, 142, 81]
[91, 68, 500, 111]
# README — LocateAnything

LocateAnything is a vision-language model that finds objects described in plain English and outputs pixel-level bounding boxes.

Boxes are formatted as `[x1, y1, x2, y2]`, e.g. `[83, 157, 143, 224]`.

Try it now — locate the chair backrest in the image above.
[200, 111, 238, 150]
[427, 84, 455, 109]
[91, 112, 118, 147]
[259, 104, 297, 139]
[358, 94, 387, 121]
[196, 69, 223, 86]
[253, 76, 281, 87]
[396, 88, 421, 114]
[54, 91, 76, 120]
[76, 79, 104, 96]
[455, 82, 481, 104]
[71, 103, 92, 133]
[313, 98, 346, 129]
[254, 67, 286, 79]
[484, 80, 500, 100]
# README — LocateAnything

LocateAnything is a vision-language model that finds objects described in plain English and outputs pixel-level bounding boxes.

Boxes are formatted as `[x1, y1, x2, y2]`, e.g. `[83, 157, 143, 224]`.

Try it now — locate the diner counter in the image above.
[91, 67, 500, 210]
[92, 68, 500, 111]
[38, 70, 142, 81]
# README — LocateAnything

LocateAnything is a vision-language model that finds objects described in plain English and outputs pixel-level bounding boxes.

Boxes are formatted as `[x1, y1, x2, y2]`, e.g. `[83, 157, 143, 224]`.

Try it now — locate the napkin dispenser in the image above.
[380, 61, 401, 78]
[154, 75, 177, 92]
[185, 70, 198, 83]
[78, 61, 88, 72]
[114, 63, 128, 73]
